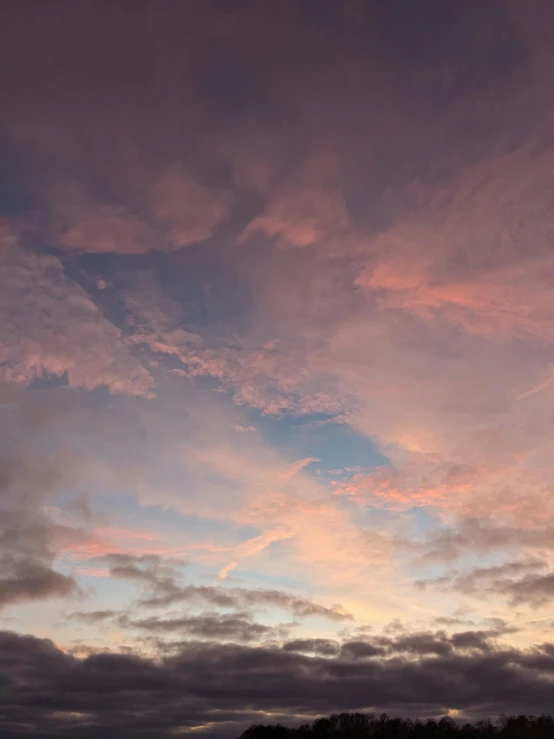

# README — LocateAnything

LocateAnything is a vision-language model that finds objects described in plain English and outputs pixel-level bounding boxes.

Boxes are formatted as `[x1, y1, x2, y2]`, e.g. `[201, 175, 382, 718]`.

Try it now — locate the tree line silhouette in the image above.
[240, 712, 554, 738]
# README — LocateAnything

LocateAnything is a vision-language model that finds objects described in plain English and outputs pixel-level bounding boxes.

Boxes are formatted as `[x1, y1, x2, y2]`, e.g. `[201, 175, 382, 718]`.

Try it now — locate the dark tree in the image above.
[239, 711, 554, 739]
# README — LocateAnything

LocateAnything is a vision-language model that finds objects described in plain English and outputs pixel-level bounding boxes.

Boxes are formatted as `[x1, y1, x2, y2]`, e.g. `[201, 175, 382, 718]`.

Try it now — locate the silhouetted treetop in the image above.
[239, 712, 554, 739]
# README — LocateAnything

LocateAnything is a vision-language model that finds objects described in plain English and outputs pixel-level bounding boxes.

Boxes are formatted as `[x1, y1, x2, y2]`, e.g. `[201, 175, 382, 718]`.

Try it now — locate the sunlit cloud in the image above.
[4, 0, 554, 733]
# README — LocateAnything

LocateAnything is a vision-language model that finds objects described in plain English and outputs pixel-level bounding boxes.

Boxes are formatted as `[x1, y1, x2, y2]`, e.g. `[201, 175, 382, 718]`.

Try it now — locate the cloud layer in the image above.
[3, 1, 554, 736]
[4, 627, 554, 737]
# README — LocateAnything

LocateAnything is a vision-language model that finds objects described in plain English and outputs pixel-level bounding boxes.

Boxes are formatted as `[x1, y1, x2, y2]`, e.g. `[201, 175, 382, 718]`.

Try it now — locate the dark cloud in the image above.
[370, 0, 523, 105]
[4, 628, 554, 737]
[0, 0, 533, 259]
[388, 633, 453, 658]
[450, 631, 493, 652]
[0, 556, 76, 608]
[499, 572, 554, 608]
[0, 444, 88, 609]
[282, 639, 340, 657]
[339, 641, 386, 659]
[286, 629, 506, 664]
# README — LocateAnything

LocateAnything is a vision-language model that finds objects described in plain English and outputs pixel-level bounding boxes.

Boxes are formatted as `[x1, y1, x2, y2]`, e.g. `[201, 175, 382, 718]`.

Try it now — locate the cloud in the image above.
[149, 167, 231, 249]
[5, 627, 554, 736]
[0, 447, 87, 610]
[505, 573, 554, 608]
[240, 177, 351, 249]
[355, 145, 554, 341]
[332, 458, 483, 510]
[0, 400, 146, 613]
[0, 0, 523, 263]
[99, 551, 352, 623]
[413, 518, 554, 565]
[106, 552, 186, 591]
[165, 435, 394, 602]
[432, 616, 474, 628]
[0, 556, 76, 608]
[339, 640, 387, 659]
[418, 560, 549, 597]
[216, 528, 293, 580]
[47, 185, 155, 254]
[123, 612, 279, 643]
[139, 582, 349, 624]
[282, 639, 340, 657]
[178, 344, 344, 416]
[416, 559, 554, 610]
[67, 610, 118, 625]
[0, 233, 154, 395]
[1, 0, 554, 717]
[45, 168, 232, 254]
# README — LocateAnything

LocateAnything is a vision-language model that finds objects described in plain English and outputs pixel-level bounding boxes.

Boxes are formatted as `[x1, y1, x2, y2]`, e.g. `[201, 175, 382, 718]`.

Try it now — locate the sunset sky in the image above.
[4, 1, 554, 736]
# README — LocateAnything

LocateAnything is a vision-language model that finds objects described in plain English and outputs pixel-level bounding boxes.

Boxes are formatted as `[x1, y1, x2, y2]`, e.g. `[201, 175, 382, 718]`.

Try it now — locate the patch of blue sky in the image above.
[67, 567, 139, 605]
[55, 482, 260, 542]
[1, 599, 79, 643]
[244, 411, 390, 481]
[28, 371, 71, 390]
[338, 497, 426, 527]
[127, 503, 257, 548]
[0, 572, 138, 646]
[406, 506, 440, 537]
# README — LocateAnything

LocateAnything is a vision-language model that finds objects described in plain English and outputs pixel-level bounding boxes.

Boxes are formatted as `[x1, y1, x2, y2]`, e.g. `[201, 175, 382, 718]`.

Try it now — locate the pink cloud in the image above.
[0, 230, 154, 395]
[149, 167, 231, 249]
[4, 0, 554, 647]
[61, 526, 187, 568]
[44, 168, 232, 255]
[240, 184, 350, 249]
[48, 186, 155, 254]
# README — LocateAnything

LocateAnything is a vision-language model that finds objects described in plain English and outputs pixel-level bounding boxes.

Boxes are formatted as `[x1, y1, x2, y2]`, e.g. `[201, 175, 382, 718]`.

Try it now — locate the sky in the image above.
[4, 0, 554, 736]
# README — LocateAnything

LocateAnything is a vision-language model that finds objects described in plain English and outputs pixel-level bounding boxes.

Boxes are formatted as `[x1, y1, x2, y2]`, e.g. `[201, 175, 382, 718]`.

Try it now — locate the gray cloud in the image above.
[2, 627, 554, 737]
[414, 518, 554, 564]
[432, 616, 475, 627]
[0, 455, 80, 609]
[106, 553, 185, 599]
[143, 585, 352, 623]
[67, 610, 118, 625]
[282, 639, 340, 657]
[339, 641, 387, 659]
[0, 556, 76, 608]
[124, 612, 279, 643]
[500, 572, 554, 608]
[104, 553, 351, 623]
[417, 559, 554, 608]
[0, 400, 101, 611]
